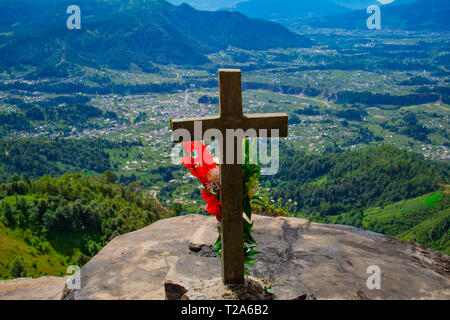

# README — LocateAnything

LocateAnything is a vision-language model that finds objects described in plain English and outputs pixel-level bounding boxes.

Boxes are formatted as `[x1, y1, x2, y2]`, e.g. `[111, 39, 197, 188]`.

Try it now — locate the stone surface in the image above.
[0, 276, 68, 300]
[188, 223, 218, 254]
[64, 215, 212, 300]
[252, 216, 450, 300]
[173, 276, 274, 300]
[65, 214, 449, 300]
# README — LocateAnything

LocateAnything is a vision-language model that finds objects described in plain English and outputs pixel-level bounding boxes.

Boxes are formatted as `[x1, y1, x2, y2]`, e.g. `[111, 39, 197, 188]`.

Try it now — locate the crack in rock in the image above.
[279, 220, 299, 262]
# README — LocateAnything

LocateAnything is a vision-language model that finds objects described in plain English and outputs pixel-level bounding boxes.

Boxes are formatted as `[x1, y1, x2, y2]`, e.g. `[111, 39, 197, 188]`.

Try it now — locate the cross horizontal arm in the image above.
[242, 113, 288, 137]
[171, 113, 288, 143]
[171, 116, 220, 143]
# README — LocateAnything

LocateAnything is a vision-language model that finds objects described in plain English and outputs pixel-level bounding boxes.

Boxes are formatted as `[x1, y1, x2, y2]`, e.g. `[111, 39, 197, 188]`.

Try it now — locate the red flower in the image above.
[182, 142, 215, 168]
[182, 141, 217, 185]
[180, 142, 221, 221]
[202, 189, 221, 221]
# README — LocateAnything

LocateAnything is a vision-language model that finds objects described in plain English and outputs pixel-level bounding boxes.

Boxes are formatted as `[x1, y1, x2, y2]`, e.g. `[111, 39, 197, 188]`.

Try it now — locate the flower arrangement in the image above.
[181, 139, 263, 274]
[181, 141, 221, 221]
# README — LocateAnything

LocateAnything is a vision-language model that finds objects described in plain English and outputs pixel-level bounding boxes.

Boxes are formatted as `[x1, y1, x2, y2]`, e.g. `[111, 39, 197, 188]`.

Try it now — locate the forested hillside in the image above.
[267, 145, 449, 254]
[331, 191, 449, 255]
[0, 138, 141, 183]
[270, 145, 449, 219]
[0, 172, 173, 279]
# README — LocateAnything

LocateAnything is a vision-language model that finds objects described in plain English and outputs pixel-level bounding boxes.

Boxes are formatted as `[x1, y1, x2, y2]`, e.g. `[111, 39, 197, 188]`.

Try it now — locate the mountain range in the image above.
[0, 0, 311, 73]
[231, 0, 350, 20]
[1, 0, 448, 77]
[332, 0, 417, 10]
[166, 0, 445, 31]
[301, 0, 450, 30]
[167, 0, 417, 13]
[167, 0, 243, 11]
[228, 0, 449, 31]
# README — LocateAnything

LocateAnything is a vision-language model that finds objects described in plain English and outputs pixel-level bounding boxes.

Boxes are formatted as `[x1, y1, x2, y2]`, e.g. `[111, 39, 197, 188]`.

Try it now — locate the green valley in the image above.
[0, 172, 173, 279]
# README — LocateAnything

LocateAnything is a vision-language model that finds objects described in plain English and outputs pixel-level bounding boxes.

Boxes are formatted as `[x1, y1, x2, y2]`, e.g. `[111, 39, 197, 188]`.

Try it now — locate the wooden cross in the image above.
[171, 69, 288, 285]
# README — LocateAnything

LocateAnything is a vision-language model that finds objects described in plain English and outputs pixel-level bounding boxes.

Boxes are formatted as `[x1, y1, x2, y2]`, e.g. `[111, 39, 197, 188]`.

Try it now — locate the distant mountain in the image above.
[167, 0, 243, 11]
[0, 0, 311, 74]
[331, 0, 417, 10]
[302, 0, 450, 30]
[166, 0, 418, 12]
[232, 0, 350, 21]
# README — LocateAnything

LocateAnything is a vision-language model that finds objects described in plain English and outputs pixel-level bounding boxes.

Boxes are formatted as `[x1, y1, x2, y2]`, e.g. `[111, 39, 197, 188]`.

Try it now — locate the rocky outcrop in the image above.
[1, 214, 449, 300]
[68, 214, 450, 300]
[0, 276, 68, 300]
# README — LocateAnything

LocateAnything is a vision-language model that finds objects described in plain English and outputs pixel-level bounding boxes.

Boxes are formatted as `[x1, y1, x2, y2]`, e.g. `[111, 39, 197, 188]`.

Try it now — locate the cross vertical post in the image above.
[219, 70, 245, 285]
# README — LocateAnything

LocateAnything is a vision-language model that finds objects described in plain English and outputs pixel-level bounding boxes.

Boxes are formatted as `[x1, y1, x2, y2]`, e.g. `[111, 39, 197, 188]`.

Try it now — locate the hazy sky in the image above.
[167, 0, 417, 11]
[167, 0, 243, 11]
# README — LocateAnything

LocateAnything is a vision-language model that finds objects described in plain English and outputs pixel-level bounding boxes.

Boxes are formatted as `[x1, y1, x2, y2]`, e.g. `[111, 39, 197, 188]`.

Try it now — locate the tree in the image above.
[87, 241, 101, 257]
[103, 170, 116, 184]
[43, 210, 57, 231]
[9, 259, 27, 278]
[76, 253, 90, 266]
[1, 201, 15, 225]
[288, 114, 301, 125]
[22, 174, 31, 186]
[173, 203, 183, 216]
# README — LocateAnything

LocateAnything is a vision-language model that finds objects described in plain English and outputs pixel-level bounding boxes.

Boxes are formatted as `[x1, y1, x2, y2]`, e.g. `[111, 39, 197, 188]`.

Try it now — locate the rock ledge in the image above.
[1, 214, 449, 300]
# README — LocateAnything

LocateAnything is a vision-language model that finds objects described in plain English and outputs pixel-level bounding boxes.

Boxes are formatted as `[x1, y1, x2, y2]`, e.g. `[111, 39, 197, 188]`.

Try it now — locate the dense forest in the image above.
[336, 91, 439, 107]
[0, 172, 173, 279]
[269, 145, 449, 220]
[0, 95, 119, 135]
[0, 138, 141, 183]
[0, 80, 187, 96]
[331, 191, 449, 255]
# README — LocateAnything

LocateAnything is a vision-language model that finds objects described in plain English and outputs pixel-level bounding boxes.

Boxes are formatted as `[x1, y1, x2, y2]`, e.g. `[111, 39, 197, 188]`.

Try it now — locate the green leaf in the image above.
[264, 286, 275, 295]
[244, 256, 256, 262]
[214, 234, 222, 255]
[243, 218, 253, 233]
[244, 233, 257, 244]
[248, 249, 262, 256]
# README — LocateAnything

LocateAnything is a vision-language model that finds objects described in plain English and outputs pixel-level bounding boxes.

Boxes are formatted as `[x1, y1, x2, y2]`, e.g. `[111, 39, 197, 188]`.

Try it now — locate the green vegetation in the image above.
[269, 145, 449, 254]
[336, 91, 439, 107]
[330, 191, 449, 255]
[0, 95, 120, 136]
[0, 172, 173, 279]
[0, 138, 141, 183]
[380, 112, 436, 143]
[270, 145, 449, 219]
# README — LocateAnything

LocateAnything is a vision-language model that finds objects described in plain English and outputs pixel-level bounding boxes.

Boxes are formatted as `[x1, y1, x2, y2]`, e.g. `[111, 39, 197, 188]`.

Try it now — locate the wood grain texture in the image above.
[171, 113, 288, 143]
